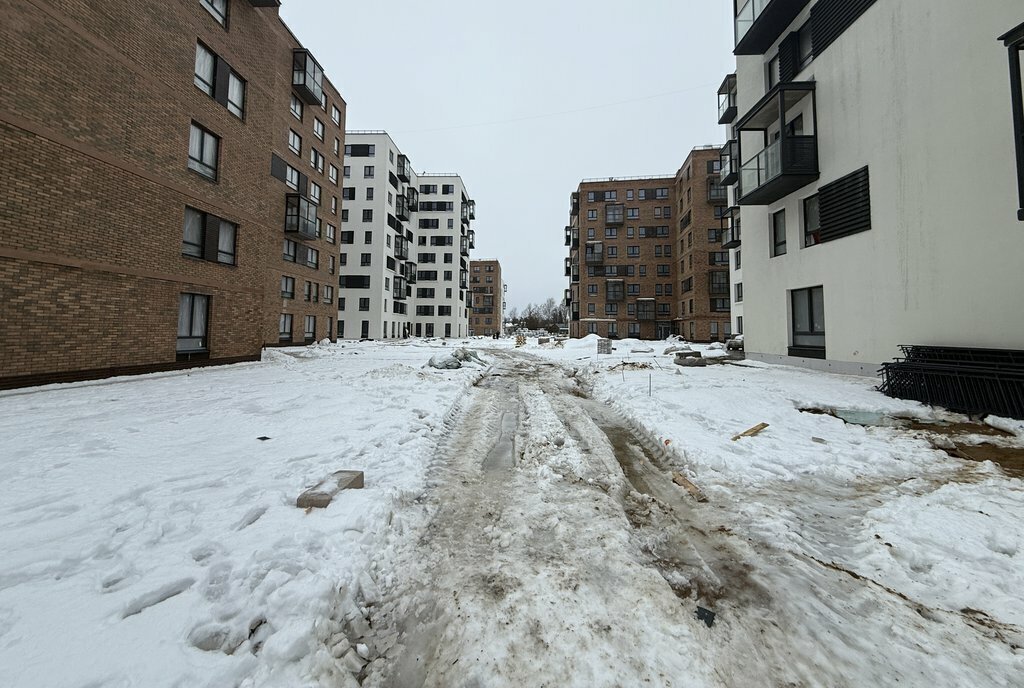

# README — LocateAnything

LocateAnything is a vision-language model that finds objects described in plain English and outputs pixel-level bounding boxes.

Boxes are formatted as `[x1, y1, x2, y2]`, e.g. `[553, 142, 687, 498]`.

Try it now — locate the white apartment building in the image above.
[413, 174, 475, 338]
[720, 0, 1024, 374]
[338, 132, 474, 339]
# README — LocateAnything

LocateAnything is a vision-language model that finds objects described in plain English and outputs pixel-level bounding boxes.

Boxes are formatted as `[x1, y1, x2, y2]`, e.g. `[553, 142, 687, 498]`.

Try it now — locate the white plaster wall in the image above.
[737, 0, 1024, 369]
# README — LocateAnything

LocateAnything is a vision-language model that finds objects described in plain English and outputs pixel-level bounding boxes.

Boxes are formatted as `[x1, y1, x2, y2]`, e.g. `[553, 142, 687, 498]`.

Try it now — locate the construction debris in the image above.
[296, 470, 365, 509]
[731, 422, 769, 441]
[672, 472, 708, 502]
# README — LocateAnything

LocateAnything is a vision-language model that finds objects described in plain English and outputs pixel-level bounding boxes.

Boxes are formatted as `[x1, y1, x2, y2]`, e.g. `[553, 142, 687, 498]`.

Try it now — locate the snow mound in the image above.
[426, 348, 487, 370]
[707, 342, 726, 351]
[630, 346, 655, 354]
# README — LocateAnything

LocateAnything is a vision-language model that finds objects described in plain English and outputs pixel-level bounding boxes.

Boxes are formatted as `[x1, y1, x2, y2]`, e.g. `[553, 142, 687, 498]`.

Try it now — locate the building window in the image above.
[188, 122, 219, 180]
[364, 166, 374, 178]
[325, 223, 336, 243]
[366, 187, 374, 201]
[281, 276, 295, 299]
[279, 314, 293, 342]
[767, 53, 780, 89]
[314, 118, 325, 141]
[290, 95, 303, 121]
[364, 230, 372, 244]
[771, 209, 787, 257]
[194, 43, 215, 95]
[285, 165, 299, 190]
[588, 210, 598, 220]
[310, 149, 325, 173]
[182, 207, 235, 265]
[798, 21, 813, 71]
[323, 285, 334, 304]
[283, 238, 297, 262]
[735, 249, 742, 270]
[362, 209, 373, 222]
[735, 282, 743, 303]
[803, 195, 820, 247]
[360, 253, 371, 266]
[791, 286, 825, 356]
[177, 293, 209, 353]
[334, 138, 341, 157]
[200, 0, 227, 26]
[304, 315, 316, 342]
[331, 105, 342, 126]
[305, 247, 319, 269]
[329, 165, 338, 185]
[359, 298, 370, 311]
[1000, 23, 1024, 221]
[288, 130, 302, 155]
[309, 181, 321, 205]
[227, 72, 245, 118]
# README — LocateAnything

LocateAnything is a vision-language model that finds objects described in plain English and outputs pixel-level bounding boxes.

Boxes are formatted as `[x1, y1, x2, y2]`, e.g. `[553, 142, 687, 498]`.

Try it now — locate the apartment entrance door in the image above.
[656, 322, 671, 339]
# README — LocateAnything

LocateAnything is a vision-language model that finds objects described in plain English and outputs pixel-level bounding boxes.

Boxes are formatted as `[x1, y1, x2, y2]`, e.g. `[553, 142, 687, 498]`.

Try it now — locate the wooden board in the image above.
[731, 422, 769, 441]
[672, 472, 708, 502]
[296, 470, 364, 509]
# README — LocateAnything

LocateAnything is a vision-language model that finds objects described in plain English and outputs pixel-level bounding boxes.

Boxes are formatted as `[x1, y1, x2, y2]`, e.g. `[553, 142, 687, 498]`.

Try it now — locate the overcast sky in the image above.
[281, 1, 735, 310]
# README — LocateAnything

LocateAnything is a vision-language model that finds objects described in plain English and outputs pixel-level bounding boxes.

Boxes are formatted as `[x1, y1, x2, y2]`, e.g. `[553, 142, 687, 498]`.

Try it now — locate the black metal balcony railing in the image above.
[718, 73, 737, 124]
[284, 194, 317, 240]
[292, 50, 324, 106]
[738, 136, 818, 205]
[397, 154, 411, 182]
[735, 82, 819, 205]
[719, 139, 739, 186]
[734, 0, 812, 56]
[722, 222, 742, 249]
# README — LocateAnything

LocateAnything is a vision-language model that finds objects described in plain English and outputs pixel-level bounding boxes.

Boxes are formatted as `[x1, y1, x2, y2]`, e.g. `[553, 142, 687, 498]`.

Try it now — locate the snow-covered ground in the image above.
[1, 336, 1022, 687]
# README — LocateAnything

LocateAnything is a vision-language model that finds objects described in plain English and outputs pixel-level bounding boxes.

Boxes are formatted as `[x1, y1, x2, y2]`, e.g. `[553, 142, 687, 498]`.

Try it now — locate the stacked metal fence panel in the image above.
[878, 345, 1024, 420]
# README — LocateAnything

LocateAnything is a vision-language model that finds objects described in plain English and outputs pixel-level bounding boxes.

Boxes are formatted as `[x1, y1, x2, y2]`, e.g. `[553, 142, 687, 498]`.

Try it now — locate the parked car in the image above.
[726, 334, 744, 351]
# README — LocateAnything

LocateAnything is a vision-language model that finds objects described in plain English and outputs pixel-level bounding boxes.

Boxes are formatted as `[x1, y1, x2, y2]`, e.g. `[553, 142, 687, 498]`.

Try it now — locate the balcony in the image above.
[637, 299, 655, 321]
[709, 273, 730, 296]
[708, 180, 728, 204]
[564, 289, 572, 307]
[397, 154, 412, 182]
[459, 270, 468, 290]
[734, 0, 812, 56]
[467, 228, 475, 249]
[585, 241, 604, 264]
[394, 237, 409, 261]
[460, 236, 470, 256]
[564, 225, 579, 248]
[571, 305, 580, 322]
[718, 74, 737, 124]
[722, 210, 742, 249]
[292, 50, 324, 106]
[719, 140, 739, 186]
[406, 187, 419, 212]
[404, 261, 417, 284]
[736, 82, 818, 206]
[570, 192, 579, 219]
[393, 275, 407, 300]
[395, 194, 409, 221]
[605, 204, 624, 225]
[461, 200, 476, 223]
[284, 194, 317, 240]
[564, 257, 572, 277]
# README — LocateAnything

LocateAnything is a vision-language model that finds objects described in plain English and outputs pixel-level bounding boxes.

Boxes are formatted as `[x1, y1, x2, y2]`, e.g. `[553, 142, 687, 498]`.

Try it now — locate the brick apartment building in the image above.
[676, 147, 731, 342]
[0, 0, 344, 388]
[564, 147, 728, 341]
[469, 259, 504, 336]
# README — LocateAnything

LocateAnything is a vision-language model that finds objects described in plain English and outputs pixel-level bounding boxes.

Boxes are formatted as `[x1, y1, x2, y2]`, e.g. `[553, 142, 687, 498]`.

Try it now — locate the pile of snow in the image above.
[426, 348, 487, 370]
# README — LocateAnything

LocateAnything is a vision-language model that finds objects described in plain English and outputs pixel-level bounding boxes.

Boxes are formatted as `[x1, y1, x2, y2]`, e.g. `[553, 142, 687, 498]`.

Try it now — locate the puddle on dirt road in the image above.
[799, 406, 1023, 476]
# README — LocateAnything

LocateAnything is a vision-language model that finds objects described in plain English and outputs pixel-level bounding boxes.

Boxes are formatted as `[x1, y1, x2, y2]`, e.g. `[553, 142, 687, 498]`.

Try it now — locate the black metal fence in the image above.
[878, 345, 1024, 420]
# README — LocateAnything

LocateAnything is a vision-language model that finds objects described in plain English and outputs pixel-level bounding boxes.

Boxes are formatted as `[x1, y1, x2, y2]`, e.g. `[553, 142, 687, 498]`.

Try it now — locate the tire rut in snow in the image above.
[361, 359, 525, 687]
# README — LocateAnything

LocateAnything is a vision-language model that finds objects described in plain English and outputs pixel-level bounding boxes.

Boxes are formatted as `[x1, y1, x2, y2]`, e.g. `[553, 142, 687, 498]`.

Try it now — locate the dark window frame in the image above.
[188, 122, 219, 181]
[771, 209, 787, 257]
[199, 0, 227, 27]
[177, 292, 210, 353]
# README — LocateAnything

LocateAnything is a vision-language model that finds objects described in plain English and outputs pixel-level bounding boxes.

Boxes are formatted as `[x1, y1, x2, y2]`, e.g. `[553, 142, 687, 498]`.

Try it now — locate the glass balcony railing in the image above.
[740, 138, 783, 196]
[735, 0, 772, 46]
